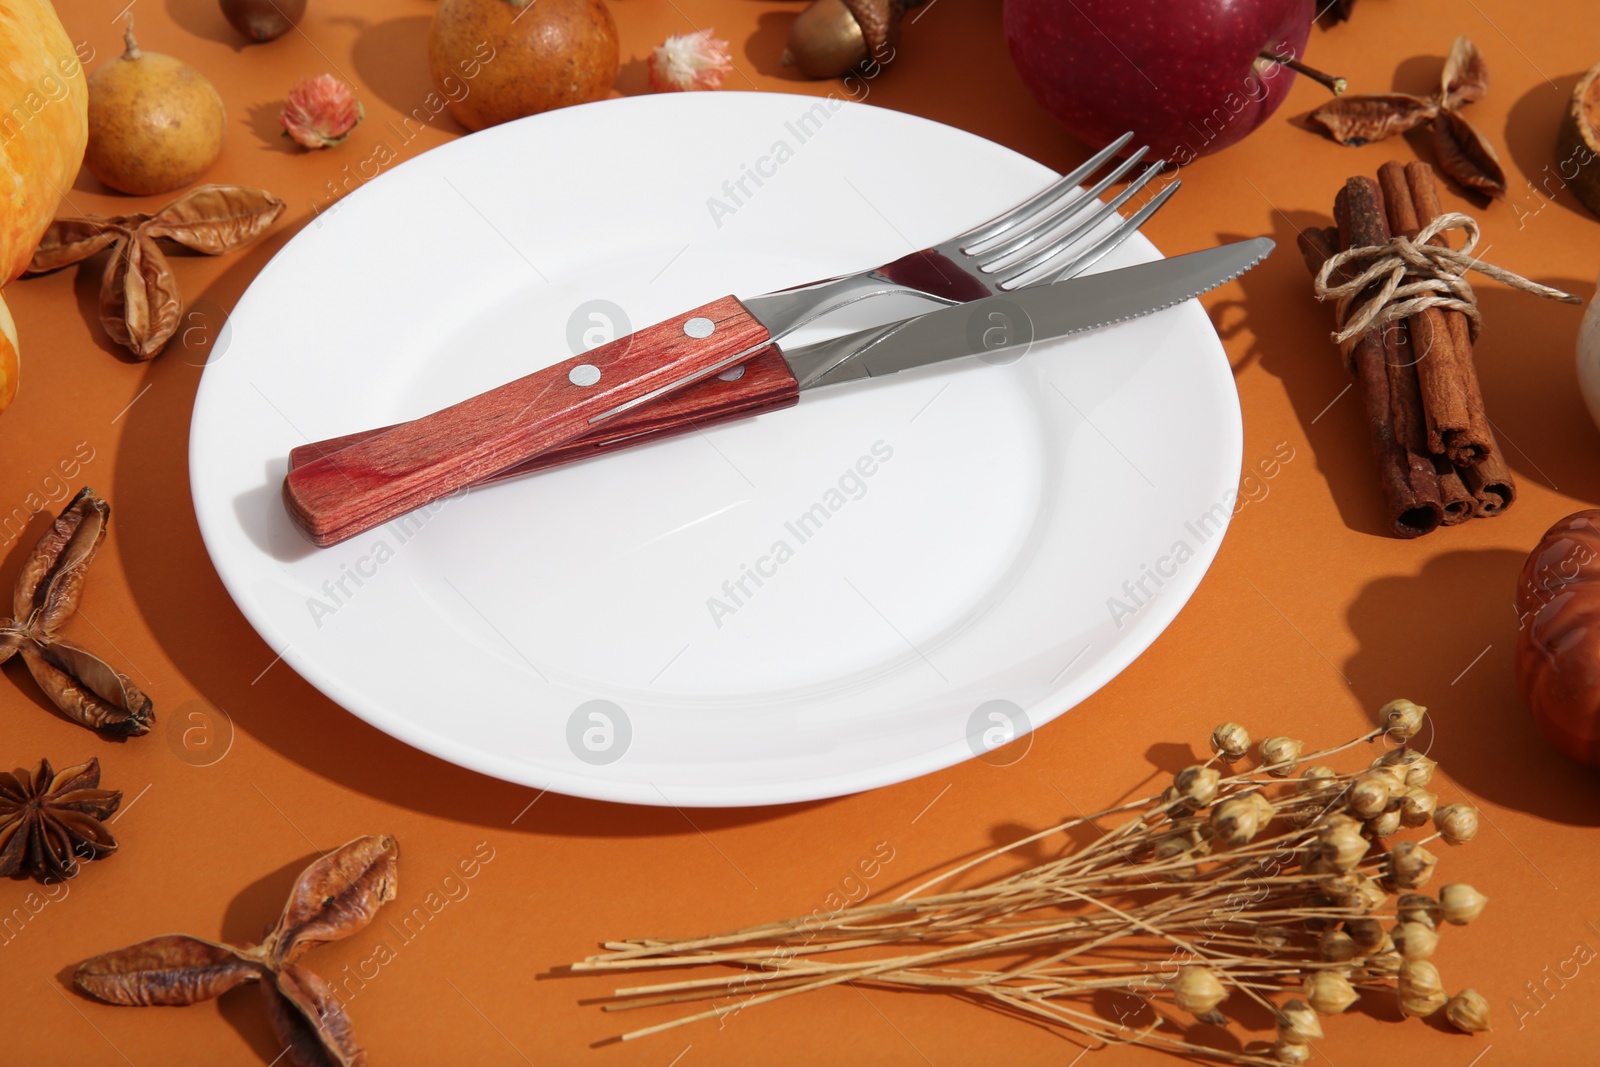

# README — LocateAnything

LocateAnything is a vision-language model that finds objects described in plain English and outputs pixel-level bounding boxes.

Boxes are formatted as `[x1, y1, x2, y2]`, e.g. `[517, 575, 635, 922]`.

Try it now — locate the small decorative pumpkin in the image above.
[0, 0, 92, 413]
[1514, 509, 1600, 767]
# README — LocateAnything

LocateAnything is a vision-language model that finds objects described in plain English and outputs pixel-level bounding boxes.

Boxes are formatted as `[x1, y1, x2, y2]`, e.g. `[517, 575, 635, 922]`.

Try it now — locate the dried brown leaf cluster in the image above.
[1308, 37, 1507, 197]
[72, 835, 399, 1067]
[24, 185, 284, 359]
[0, 488, 152, 735]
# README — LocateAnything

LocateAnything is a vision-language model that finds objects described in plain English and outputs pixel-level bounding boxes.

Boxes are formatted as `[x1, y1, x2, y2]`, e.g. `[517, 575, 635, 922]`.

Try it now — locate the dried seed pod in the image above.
[1173, 965, 1227, 1015]
[1380, 698, 1427, 740]
[1319, 821, 1367, 871]
[1387, 841, 1438, 890]
[1211, 722, 1251, 762]
[1391, 921, 1439, 961]
[1255, 926, 1294, 951]
[1348, 774, 1391, 818]
[1367, 949, 1403, 975]
[1346, 918, 1387, 951]
[1445, 988, 1491, 1032]
[1369, 808, 1402, 837]
[1305, 971, 1359, 1014]
[1399, 788, 1438, 828]
[1272, 1040, 1312, 1066]
[1341, 875, 1388, 912]
[1366, 764, 1409, 795]
[1439, 883, 1488, 925]
[1277, 998, 1324, 1044]
[1398, 893, 1443, 929]
[1433, 803, 1479, 845]
[1211, 798, 1262, 847]
[1259, 736, 1304, 776]
[1375, 747, 1436, 789]
[1320, 928, 1359, 962]
[1248, 791, 1276, 826]
[1174, 764, 1221, 809]
[1398, 959, 1448, 1017]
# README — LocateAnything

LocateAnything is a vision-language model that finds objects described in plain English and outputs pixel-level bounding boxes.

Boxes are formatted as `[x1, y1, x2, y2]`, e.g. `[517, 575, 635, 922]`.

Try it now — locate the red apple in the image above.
[1003, 0, 1316, 164]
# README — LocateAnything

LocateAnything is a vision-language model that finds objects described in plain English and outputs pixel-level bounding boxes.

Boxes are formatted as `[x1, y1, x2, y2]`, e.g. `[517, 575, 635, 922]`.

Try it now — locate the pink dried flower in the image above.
[281, 74, 365, 149]
[648, 30, 734, 92]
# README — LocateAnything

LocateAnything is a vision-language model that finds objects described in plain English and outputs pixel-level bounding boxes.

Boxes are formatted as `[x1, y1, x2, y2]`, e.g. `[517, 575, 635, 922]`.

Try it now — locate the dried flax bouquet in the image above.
[575, 701, 1491, 1064]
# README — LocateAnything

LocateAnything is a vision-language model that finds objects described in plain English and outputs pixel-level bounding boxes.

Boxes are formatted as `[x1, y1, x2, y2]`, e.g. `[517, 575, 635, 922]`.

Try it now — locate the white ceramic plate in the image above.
[190, 92, 1242, 807]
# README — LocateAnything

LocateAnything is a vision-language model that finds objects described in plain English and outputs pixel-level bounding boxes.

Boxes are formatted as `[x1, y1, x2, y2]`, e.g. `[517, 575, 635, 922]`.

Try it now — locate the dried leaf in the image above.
[74, 934, 261, 1006]
[270, 835, 399, 966]
[144, 185, 287, 255]
[22, 640, 154, 736]
[1432, 108, 1508, 197]
[1309, 93, 1439, 145]
[262, 965, 367, 1067]
[100, 233, 182, 360]
[1440, 36, 1489, 110]
[13, 487, 110, 638]
[23, 218, 140, 274]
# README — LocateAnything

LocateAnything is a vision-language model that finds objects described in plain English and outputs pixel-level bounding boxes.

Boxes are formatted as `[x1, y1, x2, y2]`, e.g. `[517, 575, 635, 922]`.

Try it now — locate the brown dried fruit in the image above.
[0, 757, 121, 881]
[0, 488, 153, 736]
[1309, 93, 1438, 146]
[71, 835, 398, 1067]
[1302, 36, 1509, 199]
[1432, 108, 1508, 198]
[23, 185, 283, 360]
[1556, 61, 1600, 217]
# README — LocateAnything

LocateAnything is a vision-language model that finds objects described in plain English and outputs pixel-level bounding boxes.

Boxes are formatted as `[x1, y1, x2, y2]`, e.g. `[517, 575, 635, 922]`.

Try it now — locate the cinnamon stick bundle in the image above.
[1300, 166, 1516, 535]
[1329, 177, 1443, 537]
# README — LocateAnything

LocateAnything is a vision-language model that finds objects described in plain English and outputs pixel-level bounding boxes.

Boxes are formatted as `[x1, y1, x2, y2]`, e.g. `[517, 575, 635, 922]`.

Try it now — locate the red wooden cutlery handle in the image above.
[286, 345, 800, 487]
[283, 297, 774, 547]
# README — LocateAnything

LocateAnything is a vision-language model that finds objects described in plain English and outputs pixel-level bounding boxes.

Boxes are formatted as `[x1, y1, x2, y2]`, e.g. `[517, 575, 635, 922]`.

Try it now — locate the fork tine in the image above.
[992, 161, 1170, 285]
[956, 132, 1134, 247]
[1000, 177, 1181, 291]
[969, 146, 1149, 263]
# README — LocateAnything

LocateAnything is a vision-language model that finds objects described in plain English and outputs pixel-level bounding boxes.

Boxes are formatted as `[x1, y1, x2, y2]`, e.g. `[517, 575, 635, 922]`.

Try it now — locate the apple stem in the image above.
[1260, 51, 1346, 95]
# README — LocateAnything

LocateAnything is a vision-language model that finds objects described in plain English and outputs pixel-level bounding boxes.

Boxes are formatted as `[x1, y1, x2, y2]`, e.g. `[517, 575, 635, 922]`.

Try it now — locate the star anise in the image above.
[73, 835, 399, 1067]
[23, 185, 285, 360]
[1307, 36, 1507, 198]
[0, 487, 153, 735]
[0, 757, 121, 881]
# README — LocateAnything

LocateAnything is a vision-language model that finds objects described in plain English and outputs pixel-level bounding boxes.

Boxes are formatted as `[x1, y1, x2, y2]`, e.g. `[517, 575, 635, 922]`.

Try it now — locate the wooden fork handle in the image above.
[286, 345, 799, 488]
[283, 297, 776, 547]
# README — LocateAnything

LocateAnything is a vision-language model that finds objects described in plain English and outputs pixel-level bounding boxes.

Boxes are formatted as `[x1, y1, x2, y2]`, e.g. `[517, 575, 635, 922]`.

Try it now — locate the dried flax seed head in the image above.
[1320, 928, 1359, 962]
[1277, 998, 1324, 1044]
[1306, 970, 1359, 1015]
[1398, 960, 1448, 1017]
[1173, 965, 1227, 1016]
[1446, 988, 1491, 1032]
[1391, 921, 1440, 961]
[1319, 820, 1368, 871]
[1211, 797, 1262, 847]
[1348, 774, 1391, 818]
[1387, 841, 1438, 890]
[1210, 721, 1251, 762]
[1400, 788, 1438, 828]
[1433, 803, 1480, 845]
[1439, 883, 1488, 925]
[1259, 736, 1305, 777]
[1398, 892, 1444, 929]
[1380, 698, 1427, 741]
[1369, 808, 1403, 837]
[1174, 764, 1221, 809]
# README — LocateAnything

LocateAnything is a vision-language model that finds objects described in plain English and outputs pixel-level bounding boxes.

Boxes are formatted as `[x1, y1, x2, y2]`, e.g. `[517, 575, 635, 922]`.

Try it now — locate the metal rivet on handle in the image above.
[683, 317, 715, 339]
[717, 365, 746, 382]
[569, 364, 601, 387]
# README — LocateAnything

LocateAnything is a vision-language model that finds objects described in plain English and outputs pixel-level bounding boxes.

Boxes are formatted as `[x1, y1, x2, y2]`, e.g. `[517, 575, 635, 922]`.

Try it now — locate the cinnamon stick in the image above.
[1405, 161, 1515, 516]
[1333, 178, 1443, 538]
[1433, 457, 1476, 524]
[1376, 161, 1493, 467]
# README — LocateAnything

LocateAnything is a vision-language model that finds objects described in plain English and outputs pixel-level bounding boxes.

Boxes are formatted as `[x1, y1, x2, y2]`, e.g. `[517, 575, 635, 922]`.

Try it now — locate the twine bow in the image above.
[1312, 211, 1581, 355]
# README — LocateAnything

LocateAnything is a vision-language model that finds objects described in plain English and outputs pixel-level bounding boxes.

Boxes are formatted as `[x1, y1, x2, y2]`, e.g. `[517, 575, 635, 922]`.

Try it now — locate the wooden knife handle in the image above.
[283, 297, 773, 547]
[286, 345, 799, 487]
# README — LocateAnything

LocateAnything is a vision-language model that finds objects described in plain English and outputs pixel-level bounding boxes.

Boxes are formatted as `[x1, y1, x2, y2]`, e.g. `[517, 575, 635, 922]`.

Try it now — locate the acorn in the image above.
[782, 0, 919, 79]
[220, 0, 306, 43]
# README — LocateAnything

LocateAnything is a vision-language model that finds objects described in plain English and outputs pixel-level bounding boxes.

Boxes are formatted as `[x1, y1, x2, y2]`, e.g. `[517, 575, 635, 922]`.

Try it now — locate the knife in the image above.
[283, 238, 1273, 547]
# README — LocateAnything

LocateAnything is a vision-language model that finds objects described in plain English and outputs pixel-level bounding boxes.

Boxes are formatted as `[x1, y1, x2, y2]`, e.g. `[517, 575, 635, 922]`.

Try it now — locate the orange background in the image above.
[4, 0, 1598, 1063]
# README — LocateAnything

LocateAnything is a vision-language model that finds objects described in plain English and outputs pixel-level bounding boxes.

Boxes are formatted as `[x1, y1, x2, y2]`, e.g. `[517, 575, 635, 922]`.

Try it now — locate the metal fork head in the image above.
[742, 134, 1180, 338]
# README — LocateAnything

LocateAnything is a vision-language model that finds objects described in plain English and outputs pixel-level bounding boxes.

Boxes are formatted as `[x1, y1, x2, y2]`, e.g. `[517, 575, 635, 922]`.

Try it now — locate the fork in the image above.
[284, 138, 1179, 544]
[287, 134, 1178, 474]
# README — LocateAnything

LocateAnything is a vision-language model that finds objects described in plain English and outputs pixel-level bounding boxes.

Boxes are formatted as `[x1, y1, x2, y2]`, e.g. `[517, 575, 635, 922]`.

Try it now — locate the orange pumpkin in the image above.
[0, 0, 91, 412]
[1514, 509, 1600, 768]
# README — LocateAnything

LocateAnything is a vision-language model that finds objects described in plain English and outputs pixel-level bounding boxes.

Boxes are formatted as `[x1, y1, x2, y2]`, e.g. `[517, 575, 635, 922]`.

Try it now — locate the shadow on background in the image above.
[1343, 548, 1600, 827]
